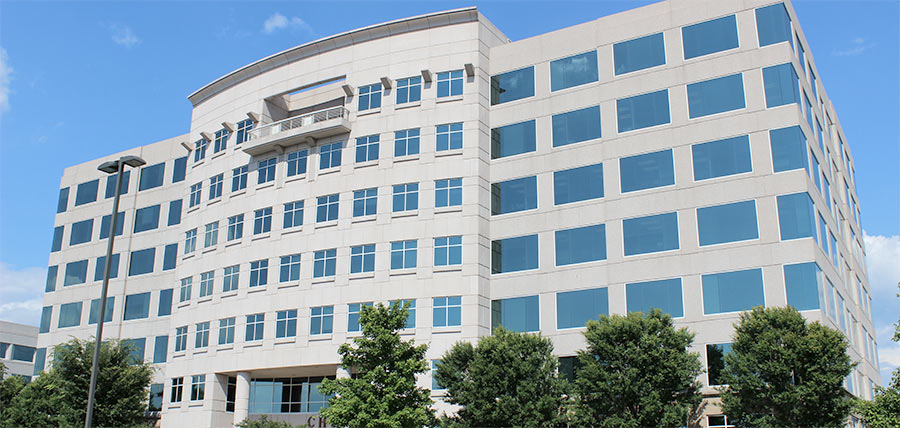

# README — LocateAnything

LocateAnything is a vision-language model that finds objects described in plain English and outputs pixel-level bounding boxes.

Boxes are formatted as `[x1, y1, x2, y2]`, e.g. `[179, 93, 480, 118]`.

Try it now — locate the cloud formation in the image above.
[832, 36, 875, 57]
[110, 24, 141, 48]
[262, 13, 313, 35]
[863, 232, 900, 383]
[0, 47, 11, 113]
[0, 262, 45, 326]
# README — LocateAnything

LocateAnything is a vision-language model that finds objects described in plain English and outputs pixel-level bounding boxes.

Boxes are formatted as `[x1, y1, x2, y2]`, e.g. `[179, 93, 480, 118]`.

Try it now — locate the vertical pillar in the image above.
[233, 371, 251, 427]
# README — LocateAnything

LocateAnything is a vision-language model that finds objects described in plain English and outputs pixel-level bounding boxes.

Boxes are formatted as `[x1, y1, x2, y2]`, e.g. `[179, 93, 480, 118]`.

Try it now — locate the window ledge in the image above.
[222, 291, 238, 298]
[351, 215, 375, 224]
[435, 149, 463, 158]
[230, 190, 246, 199]
[349, 272, 375, 280]
[282, 227, 303, 235]
[217, 344, 234, 351]
[357, 108, 381, 117]
[177, 301, 190, 309]
[192, 349, 208, 355]
[390, 269, 416, 277]
[432, 326, 461, 334]
[278, 282, 299, 289]
[285, 174, 307, 184]
[392, 211, 418, 219]
[312, 277, 336, 285]
[207, 198, 221, 206]
[225, 239, 241, 248]
[395, 101, 421, 110]
[243, 342, 262, 348]
[182, 253, 195, 260]
[434, 205, 462, 214]
[192, 160, 205, 168]
[202, 246, 217, 254]
[188, 402, 204, 408]
[257, 181, 275, 191]
[187, 205, 201, 214]
[275, 337, 296, 345]
[251, 233, 271, 241]
[436, 95, 464, 103]
[318, 167, 340, 177]
[393, 154, 420, 163]
[173, 352, 186, 358]
[355, 160, 379, 169]
[198, 296, 213, 304]
[399, 329, 416, 336]
[315, 220, 338, 229]
[212, 150, 227, 160]
[434, 265, 462, 273]
[248, 286, 267, 294]
[309, 335, 332, 342]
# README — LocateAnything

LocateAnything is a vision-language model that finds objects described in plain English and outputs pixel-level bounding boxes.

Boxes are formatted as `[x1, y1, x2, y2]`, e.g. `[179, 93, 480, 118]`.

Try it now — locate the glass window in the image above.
[355, 135, 379, 163]
[227, 214, 244, 241]
[57, 187, 69, 213]
[123, 292, 151, 320]
[45, 266, 57, 292]
[194, 322, 210, 348]
[314, 249, 337, 278]
[316, 194, 339, 222]
[319, 142, 343, 169]
[168, 199, 183, 226]
[232, 165, 248, 191]
[392, 183, 419, 212]
[692, 135, 752, 180]
[784, 262, 823, 311]
[390, 240, 417, 270]
[310, 306, 334, 335]
[390, 300, 416, 329]
[173, 156, 187, 183]
[99, 212, 124, 239]
[282, 200, 304, 228]
[39, 306, 52, 333]
[437, 70, 464, 97]
[491, 234, 539, 274]
[491, 295, 539, 332]
[105, 170, 130, 198]
[557, 288, 609, 329]
[9, 345, 35, 363]
[352, 188, 377, 217]
[125, 339, 145, 363]
[626, 278, 684, 317]
[491, 176, 537, 215]
[153, 336, 168, 363]
[250, 260, 268, 287]
[191, 375, 206, 401]
[358, 83, 382, 111]
[189, 182, 202, 207]
[246, 313, 264, 341]
[350, 244, 376, 274]
[491, 120, 536, 159]
[552, 105, 601, 147]
[158, 288, 173, 316]
[396, 76, 422, 104]
[702, 268, 765, 314]
[433, 296, 462, 327]
[614, 32, 666, 75]
[550, 51, 598, 91]
[129, 248, 155, 276]
[682, 15, 739, 59]
[194, 139, 208, 162]
[698, 200, 759, 246]
[179, 277, 192, 303]
[706, 343, 733, 386]
[276, 310, 298, 338]
[199, 271, 214, 298]
[756, 3, 792, 47]
[236, 119, 255, 145]
[617, 89, 670, 132]
[58, 302, 83, 328]
[162, 243, 177, 271]
[763, 63, 800, 108]
[209, 174, 223, 199]
[171, 377, 184, 403]
[434, 236, 462, 266]
[687, 73, 745, 118]
[620, 149, 675, 192]
[134, 204, 161, 233]
[771, 126, 808, 173]
[394, 128, 420, 157]
[185, 228, 197, 254]
[254, 207, 272, 234]
[70, 219, 93, 245]
[623, 212, 680, 256]
[280, 254, 301, 282]
[348, 302, 373, 332]
[75, 179, 99, 206]
[556, 224, 606, 266]
[777, 193, 816, 240]
[94, 253, 120, 281]
[139, 162, 165, 191]
[174, 326, 188, 352]
[435, 178, 462, 208]
[64, 260, 88, 286]
[51, 225, 64, 252]
[287, 149, 308, 177]
[218, 318, 235, 345]
[214, 128, 230, 153]
[491, 66, 534, 105]
[257, 158, 276, 184]
[436, 123, 463, 151]
[223, 265, 239, 292]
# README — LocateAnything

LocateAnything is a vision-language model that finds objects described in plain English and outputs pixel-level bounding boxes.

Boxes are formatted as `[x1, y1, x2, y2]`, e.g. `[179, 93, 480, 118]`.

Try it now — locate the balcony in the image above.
[242, 106, 350, 156]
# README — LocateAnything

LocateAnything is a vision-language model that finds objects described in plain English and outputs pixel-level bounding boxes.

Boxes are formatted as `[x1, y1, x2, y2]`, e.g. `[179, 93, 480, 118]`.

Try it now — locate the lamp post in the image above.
[85, 155, 146, 428]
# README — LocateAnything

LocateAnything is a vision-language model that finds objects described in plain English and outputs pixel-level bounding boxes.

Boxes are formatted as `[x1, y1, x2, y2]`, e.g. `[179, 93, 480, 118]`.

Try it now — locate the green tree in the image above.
[237, 414, 297, 428]
[319, 302, 434, 427]
[1, 338, 154, 428]
[0, 363, 28, 423]
[720, 306, 854, 428]
[435, 327, 565, 427]
[854, 284, 900, 427]
[570, 309, 702, 428]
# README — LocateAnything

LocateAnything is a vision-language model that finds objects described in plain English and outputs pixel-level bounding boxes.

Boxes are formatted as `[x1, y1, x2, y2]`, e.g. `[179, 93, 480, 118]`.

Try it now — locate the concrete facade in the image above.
[37, 2, 879, 427]
[0, 321, 39, 381]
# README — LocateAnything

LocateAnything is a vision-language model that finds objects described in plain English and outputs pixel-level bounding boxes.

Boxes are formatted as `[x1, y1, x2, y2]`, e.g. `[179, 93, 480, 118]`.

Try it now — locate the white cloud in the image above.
[262, 13, 313, 35]
[864, 232, 900, 383]
[833, 36, 874, 57]
[864, 232, 900, 294]
[0, 262, 46, 326]
[0, 47, 11, 114]
[110, 24, 141, 48]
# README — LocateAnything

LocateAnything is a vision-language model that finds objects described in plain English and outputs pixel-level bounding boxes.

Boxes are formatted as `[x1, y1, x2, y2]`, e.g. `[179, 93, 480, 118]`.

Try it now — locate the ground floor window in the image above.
[249, 376, 335, 413]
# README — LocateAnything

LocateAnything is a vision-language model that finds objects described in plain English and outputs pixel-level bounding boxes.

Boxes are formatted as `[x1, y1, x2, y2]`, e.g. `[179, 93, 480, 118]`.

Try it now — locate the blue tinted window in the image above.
[437, 70, 463, 97]
[434, 236, 462, 266]
[397, 76, 422, 103]
[88, 297, 114, 324]
[491, 66, 534, 105]
[623, 212, 679, 256]
[168, 199, 183, 226]
[129, 248, 155, 276]
[777, 193, 815, 240]
[99, 212, 125, 239]
[70, 219, 93, 245]
[491, 176, 537, 215]
[707, 343, 733, 386]
[158, 289, 173, 316]
[163, 243, 178, 271]
[122, 338, 145, 363]
[492, 234, 539, 274]
[105, 170, 130, 198]
[57, 187, 69, 213]
[154, 336, 168, 363]
[682, 15, 739, 59]
[614, 33, 666, 75]
[173, 156, 187, 183]
[45, 266, 57, 292]
[557, 288, 608, 329]
[33, 348, 46, 376]
[358, 83, 382, 111]
[784, 262, 823, 311]
[771, 126, 808, 173]
[491, 120, 536, 159]
[554, 163, 603, 205]
[491, 295, 539, 332]
[51, 226, 63, 252]
[550, 51, 598, 91]
[139, 162, 165, 191]
[436, 123, 463, 151]
[40, 306, 52, 333]
[64, 260, 88, 286]
[756, 3, 792, 47]
[552, 106, 601, 147]
[620, 149, 674, 192]
[626, 278, 683, 317]
[697, 200, 759, 246]
[75, 179, 99, 206]
[687, 73, 745, 118]
[555, 224, 606, 266]
[433, 296, 462, 327]
[94, 253, 120, 281]
[134, 204, 160, 233]
[702, 268, 765, 314]
[763, 63, 800, 108]
[124, 292, 151, 320]
[692, 135, 751, 180]
[58, 302, 83, 328]
[617, 89, 670, 132]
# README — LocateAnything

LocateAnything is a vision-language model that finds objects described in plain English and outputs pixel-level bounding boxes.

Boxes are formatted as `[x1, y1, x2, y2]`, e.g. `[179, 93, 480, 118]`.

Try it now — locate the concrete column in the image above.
[336, 367, 351, 379]
[233, 371, 251, 427]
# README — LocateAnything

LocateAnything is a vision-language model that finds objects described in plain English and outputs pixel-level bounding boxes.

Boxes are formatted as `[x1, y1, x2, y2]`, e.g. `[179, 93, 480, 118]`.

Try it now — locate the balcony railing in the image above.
[248, 106, 349, 141]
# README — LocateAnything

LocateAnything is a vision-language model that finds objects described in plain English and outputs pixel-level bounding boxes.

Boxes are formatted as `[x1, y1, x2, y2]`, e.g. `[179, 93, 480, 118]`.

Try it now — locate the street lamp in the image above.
[85, 155, 146, 428]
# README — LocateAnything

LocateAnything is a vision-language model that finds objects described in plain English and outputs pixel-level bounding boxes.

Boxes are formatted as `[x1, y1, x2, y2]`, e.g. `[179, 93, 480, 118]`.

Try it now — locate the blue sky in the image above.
[1, 1, 897, 381]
